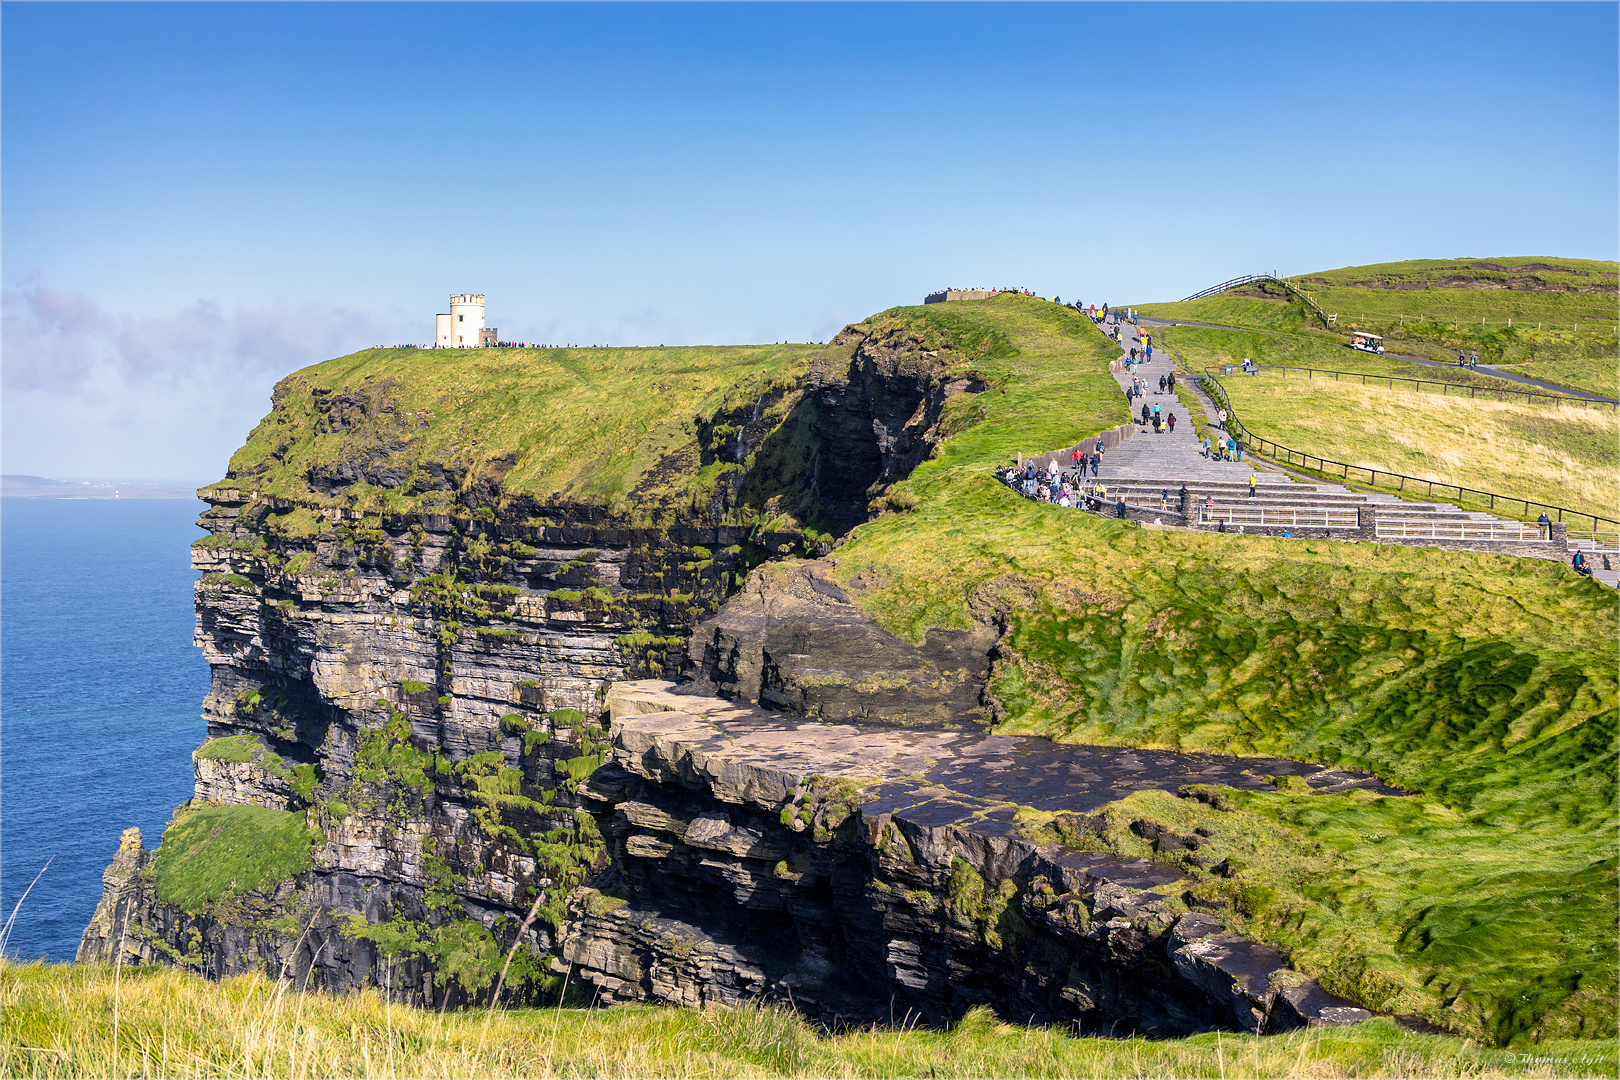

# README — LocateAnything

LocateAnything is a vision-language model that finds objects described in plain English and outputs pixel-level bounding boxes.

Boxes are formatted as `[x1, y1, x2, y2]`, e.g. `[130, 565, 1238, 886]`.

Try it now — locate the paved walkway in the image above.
[1092, 316, 1290, 486]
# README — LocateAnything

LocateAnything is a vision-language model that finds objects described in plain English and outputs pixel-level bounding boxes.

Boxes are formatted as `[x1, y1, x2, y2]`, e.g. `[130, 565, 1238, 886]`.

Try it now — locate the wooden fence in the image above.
[1198, 369, 1619, 534]
[1239, 363, 1616, 409]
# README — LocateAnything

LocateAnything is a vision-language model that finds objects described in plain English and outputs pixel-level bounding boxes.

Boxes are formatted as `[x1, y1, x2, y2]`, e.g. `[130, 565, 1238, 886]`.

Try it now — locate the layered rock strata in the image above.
[560, 681, 1379, 1036]
[79, 328, 994, 1006]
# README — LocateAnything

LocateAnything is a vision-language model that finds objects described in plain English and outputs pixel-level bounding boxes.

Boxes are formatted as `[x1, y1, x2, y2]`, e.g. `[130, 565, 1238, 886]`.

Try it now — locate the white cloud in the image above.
[0, 278, 399, 480]
[1, 276, 387, 392]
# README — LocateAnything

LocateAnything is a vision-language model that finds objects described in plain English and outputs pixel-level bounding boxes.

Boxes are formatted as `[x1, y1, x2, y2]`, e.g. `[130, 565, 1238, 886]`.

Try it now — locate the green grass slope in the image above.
[822, 300, 1617, 1043]
[7, 962, 1615, 1078]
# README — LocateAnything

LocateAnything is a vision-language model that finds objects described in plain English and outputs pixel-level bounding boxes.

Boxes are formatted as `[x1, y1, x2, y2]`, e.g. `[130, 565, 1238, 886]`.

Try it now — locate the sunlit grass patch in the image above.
[3, 960, 1614, 1077]
[1212, 370, 1617, 515]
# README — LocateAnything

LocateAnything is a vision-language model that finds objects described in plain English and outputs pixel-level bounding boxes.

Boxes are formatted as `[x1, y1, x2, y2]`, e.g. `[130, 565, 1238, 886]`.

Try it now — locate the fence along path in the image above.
[1247, 363, 1616, 409]
[1197, 366, 1619, 536]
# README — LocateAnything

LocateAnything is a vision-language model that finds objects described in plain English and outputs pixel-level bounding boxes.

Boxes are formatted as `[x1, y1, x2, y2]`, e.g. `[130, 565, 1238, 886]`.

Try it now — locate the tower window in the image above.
[459, 315, 464, 322]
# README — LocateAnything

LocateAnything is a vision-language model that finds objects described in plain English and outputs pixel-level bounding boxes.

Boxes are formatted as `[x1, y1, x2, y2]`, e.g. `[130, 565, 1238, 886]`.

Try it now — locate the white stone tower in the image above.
[436, 293, 485, 347]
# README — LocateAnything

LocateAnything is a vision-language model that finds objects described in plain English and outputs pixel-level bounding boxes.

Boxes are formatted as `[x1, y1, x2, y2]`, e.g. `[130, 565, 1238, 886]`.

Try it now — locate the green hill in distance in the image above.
[1134, 257, 1618, 398]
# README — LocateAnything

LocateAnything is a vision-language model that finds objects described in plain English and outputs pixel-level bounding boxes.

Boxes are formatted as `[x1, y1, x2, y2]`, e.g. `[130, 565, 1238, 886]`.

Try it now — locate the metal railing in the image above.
[1178, 274, 1333, 327]
[1375, 520, 1547, 542]
[1197, 369, 1618, 534]
[1196, 506, 1359, 529]
[1252, 364, 1614, 409]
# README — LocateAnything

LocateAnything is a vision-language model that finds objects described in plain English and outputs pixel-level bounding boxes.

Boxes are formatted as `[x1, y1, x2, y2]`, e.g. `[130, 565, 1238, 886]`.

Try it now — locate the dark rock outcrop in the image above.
[558, 682, 1376, 1035]
[684, 560, 996, 728]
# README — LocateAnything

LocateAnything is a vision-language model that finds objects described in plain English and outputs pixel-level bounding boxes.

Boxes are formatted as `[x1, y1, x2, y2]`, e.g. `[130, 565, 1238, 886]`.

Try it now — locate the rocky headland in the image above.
[79, 295, 1617, 1045]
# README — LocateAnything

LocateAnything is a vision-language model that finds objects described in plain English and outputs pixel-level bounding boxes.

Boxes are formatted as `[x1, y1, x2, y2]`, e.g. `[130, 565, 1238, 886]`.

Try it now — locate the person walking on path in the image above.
[1158, 375, 1167, 395]
[1201, 436, 1212, 458]
[1204, 494, 1214, 522]
[1538, 511, 1552, 538]
[1226, 436, 1237, 460]
[1233, 438, 1243, 462]
[1090, 453, 1100, 477]
[1248, 473, 1258, 498]
[1167, 371, 1176, 390]
[1167, 413, 1177, 433]
[1217, 408, 1227, 431]
[1141, 403, 1151, 426]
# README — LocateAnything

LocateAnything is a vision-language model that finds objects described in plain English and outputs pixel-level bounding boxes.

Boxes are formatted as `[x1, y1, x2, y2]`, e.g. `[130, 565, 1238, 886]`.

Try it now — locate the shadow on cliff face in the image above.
[684, 560, 997, 729]
[720, 325, 988, 535]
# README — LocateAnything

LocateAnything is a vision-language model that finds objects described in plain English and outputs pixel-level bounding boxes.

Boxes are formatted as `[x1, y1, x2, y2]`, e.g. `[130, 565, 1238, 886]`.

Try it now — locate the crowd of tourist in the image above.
[998, 457, 1126, 515]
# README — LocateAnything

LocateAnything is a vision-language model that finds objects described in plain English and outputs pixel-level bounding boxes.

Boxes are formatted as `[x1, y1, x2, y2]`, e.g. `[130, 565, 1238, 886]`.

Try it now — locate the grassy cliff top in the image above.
[217, 342, 838, 515]
[212, 294, 1127, 524]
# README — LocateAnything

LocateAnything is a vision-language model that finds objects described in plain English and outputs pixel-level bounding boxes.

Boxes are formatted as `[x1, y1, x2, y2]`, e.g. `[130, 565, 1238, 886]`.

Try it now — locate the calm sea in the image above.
[2, 498, 209, 962]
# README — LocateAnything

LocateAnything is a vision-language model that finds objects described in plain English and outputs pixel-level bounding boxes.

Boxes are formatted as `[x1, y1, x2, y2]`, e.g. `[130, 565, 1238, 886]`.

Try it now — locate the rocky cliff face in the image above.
[558, 682, 1377, 1036]
[79, 327, 993, 1008]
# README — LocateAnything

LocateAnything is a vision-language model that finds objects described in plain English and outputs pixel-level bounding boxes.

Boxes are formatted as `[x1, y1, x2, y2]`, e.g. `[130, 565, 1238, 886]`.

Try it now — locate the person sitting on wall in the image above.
[1572, 550, 1592, 577]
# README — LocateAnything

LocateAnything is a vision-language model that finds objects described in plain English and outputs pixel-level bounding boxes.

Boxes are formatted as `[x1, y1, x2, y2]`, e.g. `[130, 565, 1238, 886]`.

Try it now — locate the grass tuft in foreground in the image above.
[3, 961, 1615, 1078]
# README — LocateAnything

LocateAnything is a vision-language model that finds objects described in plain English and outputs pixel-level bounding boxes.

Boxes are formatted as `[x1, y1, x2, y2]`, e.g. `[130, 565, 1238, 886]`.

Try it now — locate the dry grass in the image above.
[3, 961, 1615, 1079]
[1214, 370, 1618, 516]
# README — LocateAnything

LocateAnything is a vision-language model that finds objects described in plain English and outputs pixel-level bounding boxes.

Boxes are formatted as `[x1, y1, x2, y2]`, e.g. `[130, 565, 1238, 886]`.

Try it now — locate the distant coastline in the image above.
[1, 475, 204, 499]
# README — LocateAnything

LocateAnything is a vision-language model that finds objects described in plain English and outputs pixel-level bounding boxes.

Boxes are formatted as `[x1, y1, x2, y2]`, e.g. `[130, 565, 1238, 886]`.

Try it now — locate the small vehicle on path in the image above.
[1349, 331, 1386, 354]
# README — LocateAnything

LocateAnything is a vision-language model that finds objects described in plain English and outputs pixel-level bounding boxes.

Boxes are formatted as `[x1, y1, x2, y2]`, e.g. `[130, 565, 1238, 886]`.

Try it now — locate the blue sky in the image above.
[3, 2, 1616, 481]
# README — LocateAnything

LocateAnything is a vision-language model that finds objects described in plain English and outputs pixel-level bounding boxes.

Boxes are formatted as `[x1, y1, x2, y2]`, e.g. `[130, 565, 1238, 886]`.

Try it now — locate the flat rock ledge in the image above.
[558, 680, 1376, 1036]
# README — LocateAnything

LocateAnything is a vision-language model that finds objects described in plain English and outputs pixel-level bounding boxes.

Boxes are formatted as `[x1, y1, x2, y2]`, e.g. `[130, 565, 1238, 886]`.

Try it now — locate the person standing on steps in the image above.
[1141, 403, 1151, 426]
[1202, 436, 1212, 458]
[1248, 474, 1258, 498]
[1090, 453, 1100, 477]
[1168, 371, 1176, 390]
[1158, 375, 1166, 394]
[1217, 408, 1228, 431]
[1226, 436, 1237, 460]
[1167, 413, 1177, 433]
